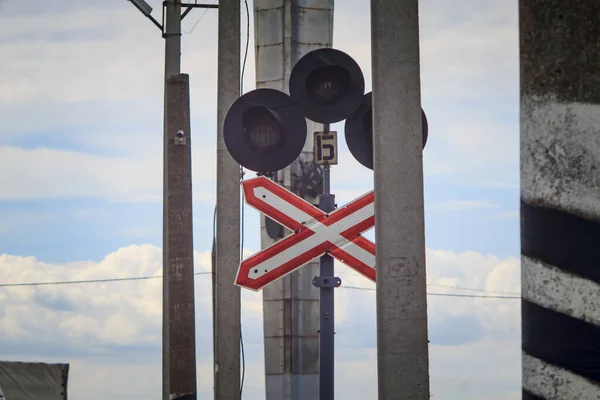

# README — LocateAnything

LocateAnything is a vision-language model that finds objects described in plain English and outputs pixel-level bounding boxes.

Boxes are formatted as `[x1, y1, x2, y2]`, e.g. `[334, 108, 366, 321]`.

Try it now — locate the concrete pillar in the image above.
[214, 0, 241, 398]
[520, 1, 600, 398]
[165, 73, 197, 400]
[253, 1, 334, 399]
[162, 1, 182, 398]
[371, 0, 430, 398]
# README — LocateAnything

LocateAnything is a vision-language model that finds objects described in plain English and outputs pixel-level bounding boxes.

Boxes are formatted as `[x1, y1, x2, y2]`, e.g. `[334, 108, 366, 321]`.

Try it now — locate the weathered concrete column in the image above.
[162, 1, 182, 398]
[165, 73, 197, 400]
[254, 1, 334, 399]
[520, 1, 600, 399]
[214, 0, 241, 398]
[371, 0, 430, 398]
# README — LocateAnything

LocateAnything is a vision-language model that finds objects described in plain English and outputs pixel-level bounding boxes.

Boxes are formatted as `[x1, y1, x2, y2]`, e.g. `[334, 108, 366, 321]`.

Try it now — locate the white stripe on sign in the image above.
[254, 186, 315, 226]
[523, 353, 600, 399]
[336, 239, 376, 268]
[522, 255, 600, 328]
[249, 187, 375, 280]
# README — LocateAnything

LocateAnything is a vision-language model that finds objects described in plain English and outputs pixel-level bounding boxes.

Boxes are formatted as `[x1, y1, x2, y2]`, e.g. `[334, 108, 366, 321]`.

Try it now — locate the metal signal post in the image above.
[223, 46, 428, 400]
[312, 124, 340, 400]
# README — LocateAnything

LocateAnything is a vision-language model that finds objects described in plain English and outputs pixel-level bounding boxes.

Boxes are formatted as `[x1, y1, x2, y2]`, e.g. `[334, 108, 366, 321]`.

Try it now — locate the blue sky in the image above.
[0, 0, 521, 399]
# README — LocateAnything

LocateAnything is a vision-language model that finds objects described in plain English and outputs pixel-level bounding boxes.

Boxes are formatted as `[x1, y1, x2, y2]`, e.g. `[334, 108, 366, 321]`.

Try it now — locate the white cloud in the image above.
[0, 0, 520, 205]
[0, 5, 219, 107]
[0, 143, 217, 201]
[0, 1, 522, 397]
[0, 244, 520, 399]
[334, 0, 519, 183]
[0, 210, 57, 235]
[434, 200, 500, 211]
[0, 2, 223, 201]
[484, 210, 520, 221]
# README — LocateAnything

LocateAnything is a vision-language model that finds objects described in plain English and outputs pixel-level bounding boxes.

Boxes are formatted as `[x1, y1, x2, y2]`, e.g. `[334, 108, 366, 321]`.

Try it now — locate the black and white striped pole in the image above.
[520, 1, 600, 398]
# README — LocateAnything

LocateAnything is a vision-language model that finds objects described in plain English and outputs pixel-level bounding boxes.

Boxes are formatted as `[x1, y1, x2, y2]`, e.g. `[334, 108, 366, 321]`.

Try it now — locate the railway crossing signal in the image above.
[235, 176, 376, 291]
[222, 48, 366, 175]
[223, 88, 307, 174]
[221, 46, 430, 400]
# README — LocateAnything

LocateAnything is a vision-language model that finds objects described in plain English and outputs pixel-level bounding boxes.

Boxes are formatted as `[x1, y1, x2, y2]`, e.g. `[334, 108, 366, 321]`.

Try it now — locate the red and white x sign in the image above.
[236, 176, 376, 291]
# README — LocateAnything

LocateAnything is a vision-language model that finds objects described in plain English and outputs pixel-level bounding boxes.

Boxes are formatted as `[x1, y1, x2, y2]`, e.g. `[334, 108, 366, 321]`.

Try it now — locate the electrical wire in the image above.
[239, 177, 246, 398]
[341, 285, 520, 299]
[239, 173, 246, 397]
[0, 275, 521, 299]
[336, 271, 521, 296]
[182, 0, 218, 35]
[426, 283, 520, 296]
[0, 272, 212, 288]
[240, 0, 251, 96]
[239, 0, 250, 395]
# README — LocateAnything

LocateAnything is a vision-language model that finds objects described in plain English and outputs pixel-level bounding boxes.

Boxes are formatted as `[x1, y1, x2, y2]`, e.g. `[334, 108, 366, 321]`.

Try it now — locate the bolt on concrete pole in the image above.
[371, 0, 431, 399]
[166, 73, 197, 400]
[520, 1, 600, 399]
[162, 1, 182, 399]
[214, 0, 241, 399]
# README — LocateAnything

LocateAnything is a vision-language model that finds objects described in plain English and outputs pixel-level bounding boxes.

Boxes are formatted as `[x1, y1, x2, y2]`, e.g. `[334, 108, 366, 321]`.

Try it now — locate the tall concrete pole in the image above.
[254, 1, 333, 399]
[214, 0, 241, 398]
[371, 0, 430, 399]
[165, 73, 197, 400]
[162, 1, 182, 399]
[520, 1, 600, 399]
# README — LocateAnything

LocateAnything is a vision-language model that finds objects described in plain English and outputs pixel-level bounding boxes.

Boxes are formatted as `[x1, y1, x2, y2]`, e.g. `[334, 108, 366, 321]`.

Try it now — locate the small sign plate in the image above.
[314, 131, 338, 165]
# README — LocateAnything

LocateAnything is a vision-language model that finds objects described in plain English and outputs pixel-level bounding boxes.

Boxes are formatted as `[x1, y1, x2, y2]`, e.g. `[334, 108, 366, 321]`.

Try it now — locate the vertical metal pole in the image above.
[166, 73, 197, 400]
[214, 0, 241, 399]
[314, 124, 337, 400]
[520, 1, 600, 399]
[371, 0, 430, 399]
[162, 1, 182, 399]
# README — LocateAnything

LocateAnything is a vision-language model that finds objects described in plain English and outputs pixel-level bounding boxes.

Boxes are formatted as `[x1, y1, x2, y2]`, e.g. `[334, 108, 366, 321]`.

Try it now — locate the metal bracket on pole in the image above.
[180, 2, 219, 8]
[181, 6, 194, 20]
[180, 2, 219, 21]
[312, 276, 341, 288]
[127, 0, 164, 32]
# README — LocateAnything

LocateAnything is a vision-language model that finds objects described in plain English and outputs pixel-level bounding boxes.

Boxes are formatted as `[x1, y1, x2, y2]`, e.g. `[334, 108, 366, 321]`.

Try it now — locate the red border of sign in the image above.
[236, 177, 376, 290]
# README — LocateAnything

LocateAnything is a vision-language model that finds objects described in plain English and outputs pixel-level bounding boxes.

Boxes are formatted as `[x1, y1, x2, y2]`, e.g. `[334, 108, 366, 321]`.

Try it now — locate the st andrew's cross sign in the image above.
[235, 176, 376, 291]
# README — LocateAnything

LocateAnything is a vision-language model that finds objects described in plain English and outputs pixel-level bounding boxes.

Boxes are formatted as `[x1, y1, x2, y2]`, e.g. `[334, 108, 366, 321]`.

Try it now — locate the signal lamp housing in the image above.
[224, 88, 307, 174]
[289, 48, 365, 124]
[345, 92, 429, 170]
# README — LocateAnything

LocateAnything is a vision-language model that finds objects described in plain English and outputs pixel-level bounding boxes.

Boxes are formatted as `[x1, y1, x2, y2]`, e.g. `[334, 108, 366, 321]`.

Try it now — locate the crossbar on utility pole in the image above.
[371, 0, 431, 398]
[214, 0, 241, 399]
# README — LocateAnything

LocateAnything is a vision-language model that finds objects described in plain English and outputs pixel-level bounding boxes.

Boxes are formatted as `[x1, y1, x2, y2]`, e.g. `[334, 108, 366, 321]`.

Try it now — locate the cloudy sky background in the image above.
[0, 0, 521, 399]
